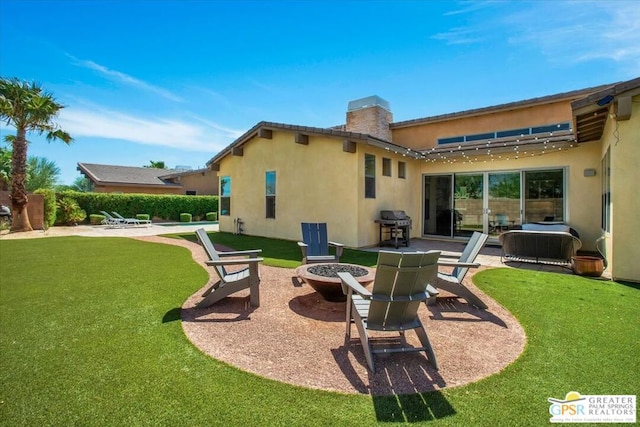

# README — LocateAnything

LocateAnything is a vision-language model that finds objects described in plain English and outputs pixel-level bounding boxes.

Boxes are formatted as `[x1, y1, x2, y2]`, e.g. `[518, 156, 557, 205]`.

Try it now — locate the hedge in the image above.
[57, 191, 218, 223]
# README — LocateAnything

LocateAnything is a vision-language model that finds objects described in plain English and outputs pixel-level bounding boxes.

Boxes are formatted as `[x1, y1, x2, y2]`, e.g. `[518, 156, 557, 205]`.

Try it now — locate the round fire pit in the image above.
[295, 263, 375, 302]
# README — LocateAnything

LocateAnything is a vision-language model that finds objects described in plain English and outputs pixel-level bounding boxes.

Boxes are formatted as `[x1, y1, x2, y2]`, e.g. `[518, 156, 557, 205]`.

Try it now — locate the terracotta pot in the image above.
[571, 256, 605, 277]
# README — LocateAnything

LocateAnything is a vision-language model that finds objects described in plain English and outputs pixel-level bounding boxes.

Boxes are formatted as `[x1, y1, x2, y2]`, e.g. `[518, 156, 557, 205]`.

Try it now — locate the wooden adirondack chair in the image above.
[195, 228, 264, 308]
[338, 250, 441, 373]
[434, 231, 488, 309]
[297, 223, 344, 264]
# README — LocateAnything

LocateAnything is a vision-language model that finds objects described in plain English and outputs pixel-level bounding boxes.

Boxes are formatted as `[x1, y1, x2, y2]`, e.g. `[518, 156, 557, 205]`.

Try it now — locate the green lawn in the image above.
[0, 235, 638, 426]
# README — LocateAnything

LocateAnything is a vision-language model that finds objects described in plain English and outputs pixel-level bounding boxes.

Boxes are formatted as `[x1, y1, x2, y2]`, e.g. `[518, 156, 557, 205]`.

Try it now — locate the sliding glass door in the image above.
[423, 168, 564, 238]
[523, 169, 564, 223]
[488, 172, 521, 238]
[454, 174, 483, 238]
[423, 175, 453, 236]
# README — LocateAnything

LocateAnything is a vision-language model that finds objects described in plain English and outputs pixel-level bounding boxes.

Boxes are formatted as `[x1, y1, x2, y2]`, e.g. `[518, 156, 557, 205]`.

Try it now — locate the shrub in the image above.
[58, 191, 217, 222]
[89, 214, 105, 225]
[136, 214, 150, 221]
[56, 198, 87, 225]
[206, 212, 217, 221]
[180, 213, 192, 222]
[34, 188, 56, 228]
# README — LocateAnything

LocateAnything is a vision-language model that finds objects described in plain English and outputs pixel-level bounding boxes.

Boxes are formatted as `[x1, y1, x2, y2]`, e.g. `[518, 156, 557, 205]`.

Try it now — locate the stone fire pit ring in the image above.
[295, 263, 376, 302]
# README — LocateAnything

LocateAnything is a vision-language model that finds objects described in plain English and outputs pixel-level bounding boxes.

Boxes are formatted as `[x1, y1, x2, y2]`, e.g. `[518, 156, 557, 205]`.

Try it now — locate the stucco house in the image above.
[207, 77, 640, 283]
[77, 163, 218, 195]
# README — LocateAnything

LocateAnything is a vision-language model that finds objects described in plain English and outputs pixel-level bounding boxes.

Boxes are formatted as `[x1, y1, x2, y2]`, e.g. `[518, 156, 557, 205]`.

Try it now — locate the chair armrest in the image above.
[370, 292, 429, 302]
[437, 261, 480, 268]
[337, 272, 371, 298]
[329, 242, 344, 259]
[206, 258, 264, 266]
[438, 251, 462, 259]
[217, 249, 262, 257]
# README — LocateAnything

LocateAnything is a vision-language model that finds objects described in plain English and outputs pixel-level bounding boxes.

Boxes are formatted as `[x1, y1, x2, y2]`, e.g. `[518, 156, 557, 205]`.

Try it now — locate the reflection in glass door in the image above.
[423, 169, 563, 239]
[488, 172, 521, 238]
[423, 175, 453, 236]
[454, 174, 484, 237]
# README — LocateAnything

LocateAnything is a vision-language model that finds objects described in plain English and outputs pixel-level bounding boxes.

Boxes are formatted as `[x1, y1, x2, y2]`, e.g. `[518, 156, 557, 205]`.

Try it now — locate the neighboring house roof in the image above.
[206, 121, 419, 168]
[77, 163, 183, 188]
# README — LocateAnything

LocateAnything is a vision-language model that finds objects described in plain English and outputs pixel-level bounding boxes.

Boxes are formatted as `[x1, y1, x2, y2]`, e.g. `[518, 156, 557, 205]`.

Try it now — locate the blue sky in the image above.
[1, 0, 639, 185]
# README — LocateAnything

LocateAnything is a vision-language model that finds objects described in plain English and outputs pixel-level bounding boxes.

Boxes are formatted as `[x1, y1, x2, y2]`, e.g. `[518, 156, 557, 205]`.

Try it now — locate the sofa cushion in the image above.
[522, 223, 570, 233]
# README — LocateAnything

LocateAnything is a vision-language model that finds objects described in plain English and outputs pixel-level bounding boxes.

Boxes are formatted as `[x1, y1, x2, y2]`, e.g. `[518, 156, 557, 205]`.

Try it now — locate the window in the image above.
[437, 122, 572, 145]
[382, 158, 391, 176]
[185, 190, 197, 195]
[365, 154, 375, 198]
[398, 161, 406, 179]
[524, 169, 564, 223]
[220, 176, 231, 216]
[265, 171, 276, 219]
[602, 148, 611, 232]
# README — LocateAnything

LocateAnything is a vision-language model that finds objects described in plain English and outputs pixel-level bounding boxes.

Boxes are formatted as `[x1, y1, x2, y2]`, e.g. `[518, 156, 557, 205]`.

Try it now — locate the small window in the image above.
[382, 158, 392, 177]
[220, 176, 231, 216]
[185, 190, 197, 195]
[266, 171, 276, 219]
[398, 161, 406, 179]
[365, 154, 375, 198]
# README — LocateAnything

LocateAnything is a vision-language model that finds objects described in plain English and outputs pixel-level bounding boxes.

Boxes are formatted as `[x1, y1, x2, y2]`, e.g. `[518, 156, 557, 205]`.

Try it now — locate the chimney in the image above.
[345, 95, 393, 142]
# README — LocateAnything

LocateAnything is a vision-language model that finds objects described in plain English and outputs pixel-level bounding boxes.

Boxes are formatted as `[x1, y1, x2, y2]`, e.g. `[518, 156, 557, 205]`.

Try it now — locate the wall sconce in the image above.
[584, 168, 597, 177]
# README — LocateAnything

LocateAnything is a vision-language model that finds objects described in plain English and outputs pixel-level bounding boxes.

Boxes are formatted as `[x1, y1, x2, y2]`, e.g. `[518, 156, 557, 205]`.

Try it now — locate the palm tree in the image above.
[26, 156, 61, 192]
[144, 160, 166, 169]
[0, 77, 72, 232]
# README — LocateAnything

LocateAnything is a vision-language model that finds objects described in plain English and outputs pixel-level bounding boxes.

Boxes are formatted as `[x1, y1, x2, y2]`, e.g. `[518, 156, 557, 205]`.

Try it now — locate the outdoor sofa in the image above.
[498, 223, 582, 266]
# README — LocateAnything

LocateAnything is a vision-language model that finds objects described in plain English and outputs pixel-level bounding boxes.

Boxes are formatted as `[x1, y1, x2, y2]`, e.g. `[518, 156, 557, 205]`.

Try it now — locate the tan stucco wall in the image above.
[94, 185, 182, 194]
[603, 95, 640, 282]
[356, 148, 419, 247]
[392, 100, 573, 150]
[217, 131, 419, 248]
[177, 169, 218, 195]
[218, 132, 360, 246]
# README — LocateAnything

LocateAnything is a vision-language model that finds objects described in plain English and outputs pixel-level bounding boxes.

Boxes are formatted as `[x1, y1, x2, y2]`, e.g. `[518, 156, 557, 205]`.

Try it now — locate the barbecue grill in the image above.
[374, 210, 412, 248]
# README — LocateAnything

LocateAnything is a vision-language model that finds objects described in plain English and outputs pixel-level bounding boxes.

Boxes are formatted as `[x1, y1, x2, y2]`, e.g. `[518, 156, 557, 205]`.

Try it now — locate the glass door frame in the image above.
[423, 169, 554, 239]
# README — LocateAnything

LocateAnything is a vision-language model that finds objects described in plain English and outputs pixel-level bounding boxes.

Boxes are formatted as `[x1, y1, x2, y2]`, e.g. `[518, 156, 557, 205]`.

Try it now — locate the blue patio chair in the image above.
[297, 223, 344, 264]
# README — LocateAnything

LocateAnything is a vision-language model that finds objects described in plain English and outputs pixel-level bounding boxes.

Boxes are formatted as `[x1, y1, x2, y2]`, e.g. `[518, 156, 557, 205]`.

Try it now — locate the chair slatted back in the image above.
[496, 214, 508, 226]
[367, 251, 440, 330]
[100, 210, 115, 219]
[195, 228, 226, 278]
[453, 231, 488, 282]
[301, 223, 330, 257]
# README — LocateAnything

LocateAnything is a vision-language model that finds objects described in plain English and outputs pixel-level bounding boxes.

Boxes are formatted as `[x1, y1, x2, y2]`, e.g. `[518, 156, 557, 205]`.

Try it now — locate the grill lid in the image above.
[380, 210, 409, 220]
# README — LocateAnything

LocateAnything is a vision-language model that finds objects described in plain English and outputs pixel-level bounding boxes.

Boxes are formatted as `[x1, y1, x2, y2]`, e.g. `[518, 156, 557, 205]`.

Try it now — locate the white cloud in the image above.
[444, 0, 498, 16]
[504, 1, 640, 67]
[431, 27, 485, 45]
[436, 1, 640, 72]
[68, 55, 184, 102]
[58, 106, 236, 152]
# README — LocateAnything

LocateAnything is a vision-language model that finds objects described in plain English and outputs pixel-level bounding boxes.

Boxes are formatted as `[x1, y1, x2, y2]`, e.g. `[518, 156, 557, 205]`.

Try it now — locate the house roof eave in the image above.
[391, 82, 619, 129]
[206, 121, 423, 169]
